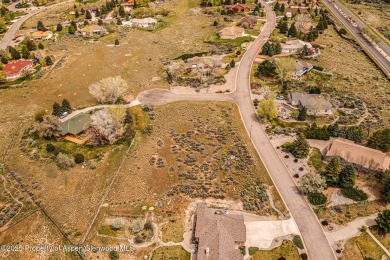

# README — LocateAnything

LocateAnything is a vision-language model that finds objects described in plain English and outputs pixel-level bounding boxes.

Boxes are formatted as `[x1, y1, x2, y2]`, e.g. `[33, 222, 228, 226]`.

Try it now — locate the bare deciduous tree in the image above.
[275, 57, 294, 85]
[89, 76, 128, 104]
[89, 109, 124, 145]
[39, 115, 62, 139]
[130, 218, 145, 233]
[110, 217, 125, 230]
[300, 174, 326, 194]
[56, 153, 75, 170]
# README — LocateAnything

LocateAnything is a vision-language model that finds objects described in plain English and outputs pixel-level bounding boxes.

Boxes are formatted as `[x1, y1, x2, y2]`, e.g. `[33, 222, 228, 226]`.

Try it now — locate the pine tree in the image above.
[8, 46, 21, 60]
[274, 43, 282, 54]
[71, 21, 78, 30]
[86, 10, 92, 19]
[52, 102, 63, 116]
[381, 170, 390, 203]
[298, 106, 307, 121]
[38, 43, 44, 50]
[119, 6, 126, 17]
[280, 21, 288, 34]
[117, 18, 122, 25]
[288, 22, 298, 37]
[280, 3, 285, 12]
[75, 10, 80, 18]
[62, 99, 72, 113]
[230, 59, 235, 68]
[274, 2, 280, 11]
[96, 9, 101, 17]
[115, 39, 119, 45]
[21, 46, 30, 59]
[26, 40, 37, 51]
[1, 56, 8, 64]
[45, 56, 53, 66]
[289, 133, 310, 158]
[37, 21, 45, 31]
[261, 42, 271, 55]
[84, 20, 89, 26]
[68, 25, 76, 34]
[323, 157, 342, 186]
[56, 23, 63, 31]
[98, 19, 103, 26]
[339, 165, 356, 188]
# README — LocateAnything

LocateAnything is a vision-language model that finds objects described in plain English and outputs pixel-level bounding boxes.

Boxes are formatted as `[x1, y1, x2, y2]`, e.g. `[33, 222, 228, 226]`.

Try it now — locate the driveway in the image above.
[245, 217, 300, 249]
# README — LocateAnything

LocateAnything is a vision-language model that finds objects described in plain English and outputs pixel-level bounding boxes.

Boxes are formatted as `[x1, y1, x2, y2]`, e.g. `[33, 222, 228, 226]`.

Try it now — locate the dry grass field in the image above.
[341, 231, 387, 260]
[312, 25, 390, 125]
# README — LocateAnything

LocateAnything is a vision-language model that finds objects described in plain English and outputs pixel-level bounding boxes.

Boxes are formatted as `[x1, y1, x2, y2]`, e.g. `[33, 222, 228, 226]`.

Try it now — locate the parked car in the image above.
[59, 111, 68, 119]
[276, 96, 286, 100]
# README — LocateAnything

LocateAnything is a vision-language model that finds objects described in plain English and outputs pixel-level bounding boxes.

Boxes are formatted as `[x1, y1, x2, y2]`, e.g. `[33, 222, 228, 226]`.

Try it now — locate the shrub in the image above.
[341, 187, 368, 201]
[74, 153, 85, 164]
[376, 210, 390, 234]
[321, 220, 328, 226]
[56, 153, 75, 170]
[307, 192, 327, 205]
[300, 253, 308, 260]
[361, 225, 367, 232]
[249, 247, 259, 255]
[144, 221, 152, 230]
[293, 235, 304, 249]
[130, 218, 145, 233]
[46, 143, 56, 153]
[34, 109, 47, 122]
[109, 250, 119, 260]
[110, 217, 125, 230]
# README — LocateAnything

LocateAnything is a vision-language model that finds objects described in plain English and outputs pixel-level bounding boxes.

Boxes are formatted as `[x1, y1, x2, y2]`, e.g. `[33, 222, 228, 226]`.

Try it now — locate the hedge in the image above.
[308, 192, 327, 205]
[341, 187, 368, 201]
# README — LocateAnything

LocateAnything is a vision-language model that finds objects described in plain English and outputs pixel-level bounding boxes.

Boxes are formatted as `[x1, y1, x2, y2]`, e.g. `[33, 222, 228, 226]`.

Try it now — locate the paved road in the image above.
[321, 0, 390, 77]
[0, 0, 73, 50]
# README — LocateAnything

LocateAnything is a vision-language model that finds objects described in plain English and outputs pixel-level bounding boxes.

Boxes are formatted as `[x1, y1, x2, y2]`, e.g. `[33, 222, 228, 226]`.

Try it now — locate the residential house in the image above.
[277, 0, 289, 5]
[295, 22, 313, 33]
[194, 203, 246, 260]
[287, 92, 332, 115]
[225, 3, 252, 13]
[3, 60, 33, 80]
[293, 60, 313, 79]
[120, 0, 135, 12]
[239, 16, 257, 29]
[181, 56, 224, 74]
[130, 18, 158, 28]
[29, 30, 53, 41]
[61, 113, 91, 136]
[325, 138, 390, 172]
[81, 6, 98, 13]
[285, 7, 308, 17]
[219, 27, 245, 39]
[281, 39, 312, 53]
[77, 25, 107, 37]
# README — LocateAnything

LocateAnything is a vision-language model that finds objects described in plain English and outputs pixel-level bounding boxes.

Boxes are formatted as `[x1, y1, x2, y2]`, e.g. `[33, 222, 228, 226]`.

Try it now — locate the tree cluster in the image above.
[304, 123, 364, 143]
[52, 99, 72, 117]
[257, 60, 276, 77]
[261, 42, 282, 56]
[89, 76, 129, 104]
[257, 99, 278, 122]
[282, 133, 310, 158]
[368, 128, 390, 152]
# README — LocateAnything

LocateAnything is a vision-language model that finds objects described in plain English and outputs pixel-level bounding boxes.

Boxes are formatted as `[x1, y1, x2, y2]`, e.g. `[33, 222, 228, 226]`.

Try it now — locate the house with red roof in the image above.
[2, 60, 33, 80]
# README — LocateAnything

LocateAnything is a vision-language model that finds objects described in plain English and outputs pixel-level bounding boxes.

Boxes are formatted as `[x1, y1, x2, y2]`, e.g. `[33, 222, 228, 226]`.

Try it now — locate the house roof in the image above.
[288, 92, 331, 110]
[131, 18, 158, 24]
[120, 0, 134, 6]
[79, 25, 106, 32]
[195, 203, 246, 260]
[219, 27, 245, 37]
[225, 3, 252, 9]
[281, 39, 312, 50]
[3, 60, 33, 76]
[61, 113, 91, 136]
[326, 138, 390, 171]
[285, 7, 308, 13]
[240, 16, 257, 26]
[30, 31, 52, 38]
[294, 60, 313, 72]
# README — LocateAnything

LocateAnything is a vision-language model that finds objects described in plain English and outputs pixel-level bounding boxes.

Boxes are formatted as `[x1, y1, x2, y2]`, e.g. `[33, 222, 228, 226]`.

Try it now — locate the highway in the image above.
[321, 0, 390, 77]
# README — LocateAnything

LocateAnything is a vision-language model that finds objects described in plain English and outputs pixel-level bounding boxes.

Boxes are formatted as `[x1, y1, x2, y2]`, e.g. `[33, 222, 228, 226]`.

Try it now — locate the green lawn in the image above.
[251, 240, 300, 260]
[341, 231, 387, 260]
[308, 148, 325, 172]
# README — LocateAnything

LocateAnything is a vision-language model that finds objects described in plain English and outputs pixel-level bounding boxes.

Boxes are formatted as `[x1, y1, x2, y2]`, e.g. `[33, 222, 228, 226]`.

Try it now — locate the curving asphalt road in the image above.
[0, 0, 73, 50]
[321, 0, 390, 77]
[139, 1, 337, 259]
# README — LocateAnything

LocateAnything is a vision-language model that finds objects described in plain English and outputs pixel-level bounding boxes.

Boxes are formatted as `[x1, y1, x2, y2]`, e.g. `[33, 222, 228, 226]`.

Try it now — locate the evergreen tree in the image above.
[62, 99, 72, 113]
[316, 21, 324, 31]
[280, 3, 285, 12]
[119, 6, 126, 17]
[21, 46, 30, 59]
[339, 165, 356, 188]
[56, 23, 63, 31]
[274, 2, 280, 11]
[125, 14, 130, 21]
[323, 157, 342, 186]
[38, 43, 44, 50]
[298, 106, 307, 121]
[376, 210, 390, 234]
[274, 43, 282, 54]
[115, 39, 119, 45]
[117, 18, 122, 25]
[96, 9, 101, 17]
[86, 10, 92, 19]
[288, 133, 310, 158]
[1, 56, 8, 64]
[261, 41, 271, 55]
[45, 56, 53, 66]
[26, 40, 37, 51]
[37, 21, 45, 31]
[288, 22, 298, 37]
[381, 170, 390, 203]
[230, 59, 235, 68]
[71, 21, 78, 30]
[257, 60, 276, 77]
[279, 21, 288, 34]
[52, 102, 63, 116]
[98, 19, 104, 26]
[75, 10, 80, 18]
[84, 20, 89, 26]
[68, 25, 76, 34]
[8, 46, 20, 60]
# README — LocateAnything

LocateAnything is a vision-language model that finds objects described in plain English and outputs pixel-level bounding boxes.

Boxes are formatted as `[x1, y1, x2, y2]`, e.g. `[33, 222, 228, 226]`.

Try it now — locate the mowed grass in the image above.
[341, 231, 387, 260]
[308, 148, 325, 172]
[251, 240, 300, 260]
[313, 25, 390, 124]
[161, 219, 184, 243]
[151, 246, 190, 260]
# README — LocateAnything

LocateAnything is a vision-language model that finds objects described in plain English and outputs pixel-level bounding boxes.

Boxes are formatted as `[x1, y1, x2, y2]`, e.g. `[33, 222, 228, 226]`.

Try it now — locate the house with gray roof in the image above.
[293, 60, 313, 79]
[61, 113, 91, 136]
[287, 92, 333, 116]
[194, 203, 246, 260]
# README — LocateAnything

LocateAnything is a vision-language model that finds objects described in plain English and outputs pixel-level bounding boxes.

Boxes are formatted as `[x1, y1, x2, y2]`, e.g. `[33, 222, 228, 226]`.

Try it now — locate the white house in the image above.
[218, 27, 245, 40]
[130, 18, 158, 28]
[3, 60, 33, 80]
[29, 30, 53, 41]
[281, 40, 312, 53]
